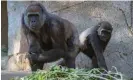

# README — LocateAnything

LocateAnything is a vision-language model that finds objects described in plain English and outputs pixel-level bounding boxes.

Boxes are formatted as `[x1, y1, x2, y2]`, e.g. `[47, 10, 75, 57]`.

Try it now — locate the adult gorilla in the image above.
[22, 3, 79, 71]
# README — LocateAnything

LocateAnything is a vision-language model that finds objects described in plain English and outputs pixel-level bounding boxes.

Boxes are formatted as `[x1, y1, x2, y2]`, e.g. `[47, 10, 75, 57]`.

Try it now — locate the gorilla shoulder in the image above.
[79, 28, 92, 46]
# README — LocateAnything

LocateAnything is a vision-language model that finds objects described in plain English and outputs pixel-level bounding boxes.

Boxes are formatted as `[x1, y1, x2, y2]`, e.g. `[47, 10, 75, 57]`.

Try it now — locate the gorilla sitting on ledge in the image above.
[79, 21, 113, 70]
[22, 3, 79, 71]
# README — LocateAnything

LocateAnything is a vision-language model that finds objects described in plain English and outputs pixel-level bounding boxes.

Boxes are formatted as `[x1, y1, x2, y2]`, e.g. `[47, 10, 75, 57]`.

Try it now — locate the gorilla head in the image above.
[23, 3, 47, 32]
[97, 21, 113, 42]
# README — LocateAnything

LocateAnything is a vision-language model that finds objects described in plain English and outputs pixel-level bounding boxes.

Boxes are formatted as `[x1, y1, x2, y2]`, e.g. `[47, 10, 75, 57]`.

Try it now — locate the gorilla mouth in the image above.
[30, 27, 40, 32]
[30, 27, 36, 30]
[100, 36, 109, 42]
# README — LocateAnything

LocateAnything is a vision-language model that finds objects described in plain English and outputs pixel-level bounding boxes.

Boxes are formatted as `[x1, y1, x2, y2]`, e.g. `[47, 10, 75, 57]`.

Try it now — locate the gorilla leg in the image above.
[57, 57, 76, 68]
[30, 62, 44, 71]
[92, 56, 98, 68]
[65, 57, 75, 68]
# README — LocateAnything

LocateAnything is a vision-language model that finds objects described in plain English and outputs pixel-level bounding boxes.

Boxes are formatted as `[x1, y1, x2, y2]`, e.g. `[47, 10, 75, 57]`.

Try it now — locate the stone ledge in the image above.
[1, 71, 31, 80]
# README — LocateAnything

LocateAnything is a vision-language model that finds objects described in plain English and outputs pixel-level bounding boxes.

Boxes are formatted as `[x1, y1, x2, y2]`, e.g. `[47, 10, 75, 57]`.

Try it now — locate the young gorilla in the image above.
[79, 21, 113, 70]
[22, 3, 79, 71]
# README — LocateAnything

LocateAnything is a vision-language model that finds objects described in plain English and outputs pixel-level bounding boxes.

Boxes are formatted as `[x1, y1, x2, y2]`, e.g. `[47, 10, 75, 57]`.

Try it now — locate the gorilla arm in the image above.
[89, 32, 108, 70]
[27, 32, 66, 63]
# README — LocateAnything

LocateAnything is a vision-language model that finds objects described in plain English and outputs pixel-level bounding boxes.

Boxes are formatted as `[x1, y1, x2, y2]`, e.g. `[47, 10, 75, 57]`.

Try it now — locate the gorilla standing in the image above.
[79, 21, 113, 70]
[22, 3, 79, 71]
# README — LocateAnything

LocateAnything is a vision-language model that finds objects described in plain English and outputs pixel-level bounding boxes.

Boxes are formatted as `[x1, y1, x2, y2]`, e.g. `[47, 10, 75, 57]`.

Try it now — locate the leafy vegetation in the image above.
[13, 66, 126, 80]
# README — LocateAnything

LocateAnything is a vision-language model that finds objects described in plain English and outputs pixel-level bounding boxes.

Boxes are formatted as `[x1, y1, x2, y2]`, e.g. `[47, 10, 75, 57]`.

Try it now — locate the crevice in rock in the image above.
[51, 1, 86, 13]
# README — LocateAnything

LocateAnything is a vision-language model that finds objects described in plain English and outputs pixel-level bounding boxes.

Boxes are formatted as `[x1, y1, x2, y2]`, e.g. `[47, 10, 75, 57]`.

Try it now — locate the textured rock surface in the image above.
[1, 56, 8, 70]
[7, 52, 31, 71]
[7, 1, 133, 78]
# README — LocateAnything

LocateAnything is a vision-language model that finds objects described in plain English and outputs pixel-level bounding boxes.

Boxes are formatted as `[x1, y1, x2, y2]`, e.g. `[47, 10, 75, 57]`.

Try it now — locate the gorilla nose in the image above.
[32, 21, 36, 23]
[31, 21, 37, 27]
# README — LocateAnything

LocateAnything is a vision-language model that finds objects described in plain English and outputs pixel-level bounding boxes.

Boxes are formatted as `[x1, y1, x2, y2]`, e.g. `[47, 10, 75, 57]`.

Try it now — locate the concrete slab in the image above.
[1, 71, 31, 80]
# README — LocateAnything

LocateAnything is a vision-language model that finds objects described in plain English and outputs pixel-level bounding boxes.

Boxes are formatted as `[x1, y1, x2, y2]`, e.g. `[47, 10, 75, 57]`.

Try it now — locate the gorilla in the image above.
[22, 3, 79, 71]
[79, 21, 113, 70]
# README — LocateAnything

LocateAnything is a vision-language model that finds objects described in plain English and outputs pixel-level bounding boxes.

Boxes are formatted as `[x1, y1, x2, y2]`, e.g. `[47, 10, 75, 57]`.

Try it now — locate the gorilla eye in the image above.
[28, 14, 39, 17]
[102, 31, 110, 35]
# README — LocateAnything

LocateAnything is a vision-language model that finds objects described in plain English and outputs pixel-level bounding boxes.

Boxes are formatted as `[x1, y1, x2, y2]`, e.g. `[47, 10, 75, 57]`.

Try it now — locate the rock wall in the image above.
[7, 1, 133, 78]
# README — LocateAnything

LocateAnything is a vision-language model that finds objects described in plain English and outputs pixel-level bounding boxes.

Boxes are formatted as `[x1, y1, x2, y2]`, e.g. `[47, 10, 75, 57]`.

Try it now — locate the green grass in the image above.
[13, 66, 126, 80]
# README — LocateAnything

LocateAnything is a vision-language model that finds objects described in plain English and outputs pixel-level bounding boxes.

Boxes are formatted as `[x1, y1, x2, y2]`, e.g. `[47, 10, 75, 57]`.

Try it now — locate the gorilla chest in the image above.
[39, 35, 53, 51]
[83, 43, 95, 58]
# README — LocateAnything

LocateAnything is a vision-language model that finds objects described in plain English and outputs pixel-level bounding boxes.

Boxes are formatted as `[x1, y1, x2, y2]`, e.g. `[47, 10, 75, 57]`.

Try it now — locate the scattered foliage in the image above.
[13, 66, 126, 80]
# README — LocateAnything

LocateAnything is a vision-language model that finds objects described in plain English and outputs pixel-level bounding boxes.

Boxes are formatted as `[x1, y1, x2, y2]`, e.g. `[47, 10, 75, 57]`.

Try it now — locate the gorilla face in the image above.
[24, 4, 46, 32]
[97, 21, 113, 42]
[28, 12, 40, 29]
